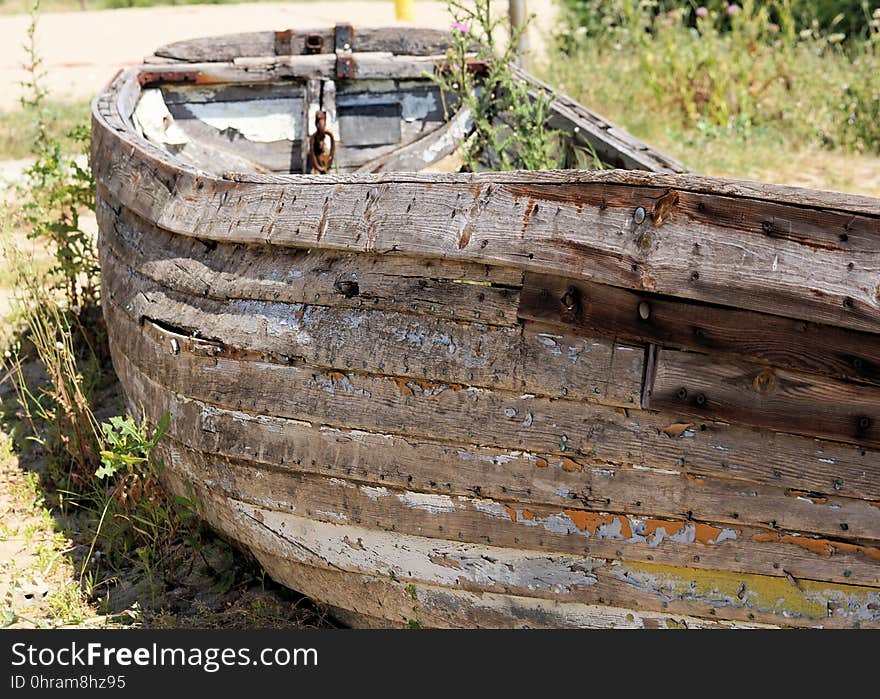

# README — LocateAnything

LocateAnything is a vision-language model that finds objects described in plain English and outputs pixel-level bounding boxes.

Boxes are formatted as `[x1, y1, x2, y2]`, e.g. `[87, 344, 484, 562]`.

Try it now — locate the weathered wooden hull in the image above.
[92, 29, 880, 628]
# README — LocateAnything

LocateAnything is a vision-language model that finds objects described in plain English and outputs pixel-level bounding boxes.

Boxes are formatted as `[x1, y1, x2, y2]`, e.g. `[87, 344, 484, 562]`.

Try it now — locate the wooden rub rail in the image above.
[93, 29, 880, 627]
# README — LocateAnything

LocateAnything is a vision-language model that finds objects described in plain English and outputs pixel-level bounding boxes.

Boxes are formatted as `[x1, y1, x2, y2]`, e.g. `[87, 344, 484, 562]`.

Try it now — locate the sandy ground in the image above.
[0, 1, 557, 110]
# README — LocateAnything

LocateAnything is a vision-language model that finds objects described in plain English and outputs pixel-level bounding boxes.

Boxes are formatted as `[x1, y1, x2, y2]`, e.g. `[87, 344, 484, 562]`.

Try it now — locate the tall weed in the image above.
[429, 0, 562, 171]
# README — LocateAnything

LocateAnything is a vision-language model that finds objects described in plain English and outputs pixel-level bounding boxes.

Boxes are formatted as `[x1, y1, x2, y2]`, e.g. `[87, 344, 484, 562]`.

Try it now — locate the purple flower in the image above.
[451, 21, 470, 34]
[727, 4, 739, 14]
[696, 7, 708, 18]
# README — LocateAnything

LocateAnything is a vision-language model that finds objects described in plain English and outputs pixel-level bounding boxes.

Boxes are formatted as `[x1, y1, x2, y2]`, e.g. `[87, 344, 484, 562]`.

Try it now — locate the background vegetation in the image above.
[544, 0, 880, 186]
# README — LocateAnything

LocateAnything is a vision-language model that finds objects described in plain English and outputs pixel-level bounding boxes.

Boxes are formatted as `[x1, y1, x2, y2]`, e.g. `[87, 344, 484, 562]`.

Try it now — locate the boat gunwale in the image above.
[93, 62, 880, 218]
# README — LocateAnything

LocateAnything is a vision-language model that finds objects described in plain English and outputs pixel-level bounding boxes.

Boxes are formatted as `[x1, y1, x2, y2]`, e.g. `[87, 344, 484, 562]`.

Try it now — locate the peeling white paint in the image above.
[187, 98, 298, 142]
[397, 492, 457, 514]
[134, 88, 189, 145]
[232, 500, 600, 592]
[360, 485, 389, 500]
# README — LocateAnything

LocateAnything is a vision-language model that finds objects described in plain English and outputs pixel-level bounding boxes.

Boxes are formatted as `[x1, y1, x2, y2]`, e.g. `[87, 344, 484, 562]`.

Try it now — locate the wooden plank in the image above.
[169, 494, 769, 628]
[152, 28, 456, 63]
[166, 101, 302, 173]
[100, 246, 644, 406]
[119, 351, 880, 515]
[649, 349, 880, 448]
[106, 300, 880, 510]
[171, 139, 269, 176]
[163, 475, 880, 627]
[154, 436, 880, 587]
[160, 81, 306, 105]
[519, 272, 880, 386]
[354, 107, 471, 174]
[96, 194, 522, 324]
[136, 54, 447, 87]
[91, 99, 880, 334]
[338, 102, 401, 147]
[512, 66, 684, 174]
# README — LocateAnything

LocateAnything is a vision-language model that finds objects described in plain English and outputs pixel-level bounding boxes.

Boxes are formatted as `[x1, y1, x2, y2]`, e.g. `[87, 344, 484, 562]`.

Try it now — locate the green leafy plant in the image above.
[429, 0, 562, 171]
[97, 414, 170, 480]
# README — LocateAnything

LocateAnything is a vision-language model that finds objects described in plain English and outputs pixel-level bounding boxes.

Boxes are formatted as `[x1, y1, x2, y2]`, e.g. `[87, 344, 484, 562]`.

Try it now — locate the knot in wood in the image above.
[752, 368, 778, 395]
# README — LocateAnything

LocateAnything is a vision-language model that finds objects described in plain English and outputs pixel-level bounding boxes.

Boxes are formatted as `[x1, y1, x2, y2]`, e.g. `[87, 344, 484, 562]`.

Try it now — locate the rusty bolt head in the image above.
[695, 393, 707, 407]
[633, 207, 646, 224]
[676, 387, 688, 400]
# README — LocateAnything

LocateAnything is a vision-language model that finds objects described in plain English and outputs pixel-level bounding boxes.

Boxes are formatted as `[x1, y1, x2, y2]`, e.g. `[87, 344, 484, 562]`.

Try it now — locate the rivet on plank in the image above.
[633, 207, 646, 224]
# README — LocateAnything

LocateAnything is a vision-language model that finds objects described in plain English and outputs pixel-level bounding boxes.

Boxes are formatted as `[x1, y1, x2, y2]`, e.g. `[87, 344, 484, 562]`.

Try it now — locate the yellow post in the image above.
[394, 0, 414, 22]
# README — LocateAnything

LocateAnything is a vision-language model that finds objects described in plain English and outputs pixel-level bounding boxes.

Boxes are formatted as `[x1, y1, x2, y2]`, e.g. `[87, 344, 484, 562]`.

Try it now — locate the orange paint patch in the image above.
[692, 522, 734, 545]
[560, 457, 582, 472]
[684, 473, 705, 484]
[564, 510, 616, 534]
[521, 509, 535, 521]
[643, 519, 686, 539]
[504, 506, 517, 523]
[752, 532, 880, 561]
[535, 457, 549, 469]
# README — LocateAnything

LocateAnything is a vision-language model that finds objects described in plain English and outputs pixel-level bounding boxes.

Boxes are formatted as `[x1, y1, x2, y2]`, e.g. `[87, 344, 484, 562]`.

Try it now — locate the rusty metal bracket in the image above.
[334, 23, 354, 79]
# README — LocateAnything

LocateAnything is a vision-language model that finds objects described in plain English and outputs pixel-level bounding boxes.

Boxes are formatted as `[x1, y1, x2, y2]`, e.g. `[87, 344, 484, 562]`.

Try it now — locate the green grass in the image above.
[0, 100, 90, 161]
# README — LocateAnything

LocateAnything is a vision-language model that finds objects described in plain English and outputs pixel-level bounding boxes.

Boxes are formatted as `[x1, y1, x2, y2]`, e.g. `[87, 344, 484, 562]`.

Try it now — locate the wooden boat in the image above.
[91, 26, 880, 628]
